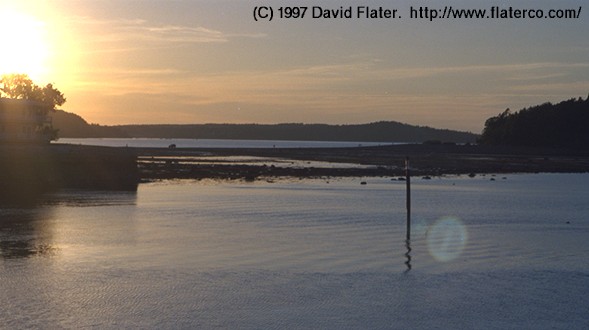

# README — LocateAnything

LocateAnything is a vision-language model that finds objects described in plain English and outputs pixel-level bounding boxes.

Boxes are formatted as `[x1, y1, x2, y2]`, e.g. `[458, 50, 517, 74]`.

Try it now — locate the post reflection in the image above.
[404, 239, 412, 272]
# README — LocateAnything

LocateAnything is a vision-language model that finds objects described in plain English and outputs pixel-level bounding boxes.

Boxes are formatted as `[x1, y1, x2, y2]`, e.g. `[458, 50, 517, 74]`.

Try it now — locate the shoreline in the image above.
[0, 143, 587, 201]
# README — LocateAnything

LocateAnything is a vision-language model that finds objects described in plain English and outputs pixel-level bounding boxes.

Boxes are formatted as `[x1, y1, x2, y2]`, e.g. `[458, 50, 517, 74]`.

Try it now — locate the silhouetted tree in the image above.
[0, 73, 66, 109]
[0, 74, 65, 141]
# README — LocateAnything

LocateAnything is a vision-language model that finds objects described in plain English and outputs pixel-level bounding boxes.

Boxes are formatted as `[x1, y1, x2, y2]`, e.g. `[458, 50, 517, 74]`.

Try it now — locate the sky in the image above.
[0, 0, 588, 133]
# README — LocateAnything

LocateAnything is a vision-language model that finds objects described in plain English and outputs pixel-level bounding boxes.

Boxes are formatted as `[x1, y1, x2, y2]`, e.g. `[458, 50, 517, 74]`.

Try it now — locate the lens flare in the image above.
[426, 216, 468, 262]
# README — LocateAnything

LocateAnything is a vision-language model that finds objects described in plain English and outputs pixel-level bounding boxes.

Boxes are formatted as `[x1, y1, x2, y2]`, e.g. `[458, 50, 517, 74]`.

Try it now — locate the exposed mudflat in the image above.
[134, 144, 589, 181]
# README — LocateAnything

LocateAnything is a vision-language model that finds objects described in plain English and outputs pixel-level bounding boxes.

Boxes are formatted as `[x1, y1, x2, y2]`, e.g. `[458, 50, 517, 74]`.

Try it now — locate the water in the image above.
[54, 138, 387, 149]
[1, 174, 588, 329]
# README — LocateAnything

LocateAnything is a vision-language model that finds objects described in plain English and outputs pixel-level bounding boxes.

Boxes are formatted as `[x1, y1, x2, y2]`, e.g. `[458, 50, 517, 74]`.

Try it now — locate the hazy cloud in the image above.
[69, 15, 265, 54]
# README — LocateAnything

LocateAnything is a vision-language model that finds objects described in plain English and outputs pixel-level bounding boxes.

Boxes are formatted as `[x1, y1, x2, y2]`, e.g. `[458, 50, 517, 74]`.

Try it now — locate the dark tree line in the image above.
[479, 96, 589, 149]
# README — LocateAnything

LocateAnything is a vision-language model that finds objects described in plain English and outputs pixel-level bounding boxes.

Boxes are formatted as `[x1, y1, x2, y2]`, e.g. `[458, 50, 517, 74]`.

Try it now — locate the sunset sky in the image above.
[1, 0, 588, 132]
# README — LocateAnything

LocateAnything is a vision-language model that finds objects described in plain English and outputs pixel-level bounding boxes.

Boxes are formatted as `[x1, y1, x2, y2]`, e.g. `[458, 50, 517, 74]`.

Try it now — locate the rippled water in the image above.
[1, 174, 588, 329]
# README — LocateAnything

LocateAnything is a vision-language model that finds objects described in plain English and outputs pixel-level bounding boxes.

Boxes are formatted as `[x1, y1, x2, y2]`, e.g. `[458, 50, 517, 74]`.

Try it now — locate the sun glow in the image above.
[0, 9, 51, 82]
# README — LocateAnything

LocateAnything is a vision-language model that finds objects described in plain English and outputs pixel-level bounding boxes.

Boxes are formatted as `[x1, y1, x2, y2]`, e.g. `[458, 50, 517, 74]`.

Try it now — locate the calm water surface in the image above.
[1, 174, 588, 329]
[54, 138, 386, 149]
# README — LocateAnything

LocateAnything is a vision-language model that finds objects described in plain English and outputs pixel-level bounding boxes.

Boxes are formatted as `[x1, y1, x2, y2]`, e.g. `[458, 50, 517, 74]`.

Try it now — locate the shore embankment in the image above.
[0, 144, 138, 197]
[135, 144, 589, 181]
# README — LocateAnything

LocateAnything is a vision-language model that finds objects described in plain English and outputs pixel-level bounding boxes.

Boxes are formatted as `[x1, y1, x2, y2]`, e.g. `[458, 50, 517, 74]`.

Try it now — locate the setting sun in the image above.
[0, 9, 50, 82]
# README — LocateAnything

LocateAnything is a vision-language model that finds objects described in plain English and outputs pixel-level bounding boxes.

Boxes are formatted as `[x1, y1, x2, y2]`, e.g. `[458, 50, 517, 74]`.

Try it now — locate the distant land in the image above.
[52, 95, 588, 147]
[51, 111, 478, 143]
[51, 111, 127, 138]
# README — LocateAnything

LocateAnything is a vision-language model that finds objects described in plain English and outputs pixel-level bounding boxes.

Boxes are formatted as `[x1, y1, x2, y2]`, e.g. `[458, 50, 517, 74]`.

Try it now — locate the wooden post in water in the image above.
[405, 157, 411, 241]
